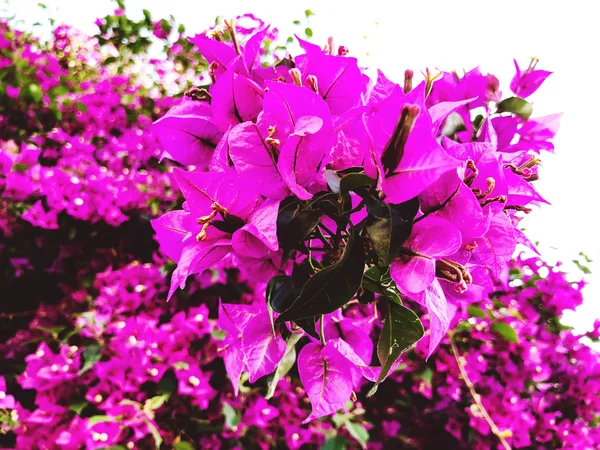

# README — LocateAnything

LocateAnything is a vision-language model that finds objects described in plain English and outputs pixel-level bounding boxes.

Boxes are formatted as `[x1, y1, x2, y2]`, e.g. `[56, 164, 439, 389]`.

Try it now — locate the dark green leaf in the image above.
[277, 198, 323, 261]
[276, 57, 295, 68]
[79, 344, 103, 375]
[276, 229, 365, 322]
[366, 196, 419, 266]
[362, 266, 401, 304]
[322, 436, 347, 450]
[367, 302, 424, 397]
[492, 322, 518, 343]
[267, 260, 315, 315]
[496, 97, 533, 120]
[210, 213, 245, 234]
[339, 172, 376, 197]
[157, 369, 178, 395]
[294, 315, 320, 340]
[267, 275, 297, 313]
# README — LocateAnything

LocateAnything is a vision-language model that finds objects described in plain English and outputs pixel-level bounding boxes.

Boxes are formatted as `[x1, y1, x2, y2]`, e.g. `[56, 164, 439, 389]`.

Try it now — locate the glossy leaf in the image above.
[277, 199, 323, 261]
[496, 96, 533, 120]
[366, 196, 420, 266]
[367, 302, 424, 397]
[276, 229, 365, 323]
[339, 172, 376, 197]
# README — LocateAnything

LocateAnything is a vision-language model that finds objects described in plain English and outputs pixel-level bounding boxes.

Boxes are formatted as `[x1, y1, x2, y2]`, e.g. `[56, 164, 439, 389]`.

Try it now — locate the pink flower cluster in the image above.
[152, 22, 560, 420]
[1, 10, 598, 450]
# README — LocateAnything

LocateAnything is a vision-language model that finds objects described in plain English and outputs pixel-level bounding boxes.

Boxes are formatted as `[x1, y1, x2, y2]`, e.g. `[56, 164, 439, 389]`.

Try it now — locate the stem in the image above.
[307, 245, 317, 273]
[319, 315, 326, 346]
[341, 200, 365, 217]
[318, 222, 336, 238]
[313, 226, 333, 249]
[224, 19, 242, 55]
[449, 333, 512, 450]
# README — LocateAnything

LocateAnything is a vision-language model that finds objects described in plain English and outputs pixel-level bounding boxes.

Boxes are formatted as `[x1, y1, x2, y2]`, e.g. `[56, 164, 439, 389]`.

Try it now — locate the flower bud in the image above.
[381, 104, 420, 174]
[338, 46, 349, 56]
[403, 70, 413, 94]
[306, 75, 319, 93]
[185, 87, 211, 103]
[289, 68, 303, 86]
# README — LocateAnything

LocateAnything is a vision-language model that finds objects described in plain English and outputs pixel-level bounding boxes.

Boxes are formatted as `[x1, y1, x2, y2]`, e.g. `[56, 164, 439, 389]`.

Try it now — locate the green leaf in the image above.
[222, 403, 240, 428]
[145, 394, 169, 411]
[305, 9, 316, 18]
[339, 172, 376, 197]
[147, 420, 163, 449]
[75, 102, 88, 113]
[467, 305, 487, 319]
[345, 420, 369, 449]
[496, 96, 533, 120]
[172, 361, 190, 370]
[572, 259, 592, 275]
[266, 332, 302, 399]
[414, 366, 433, 384]
[27, 83, 42, 102]
[322, 436, 347, 450]
[492, 322, 519, 343]
[365, 196, 419, 266]
[88, 415, 114, 426]
[79, 344, 103, 375]
[69, 401, 88, 415]
[36, 326, 65, 339]
[11, 163, 29, 173]
[292, 20, 301, 25]
[367, 302, 424, 397]
[174, 443, 195, 450]
[276, 229, 365, 322]
[305, 27, 313, 37]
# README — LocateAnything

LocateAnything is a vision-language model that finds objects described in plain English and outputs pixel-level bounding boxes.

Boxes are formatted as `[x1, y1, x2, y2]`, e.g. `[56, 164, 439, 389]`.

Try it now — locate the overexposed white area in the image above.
[4, 0, 599, 331]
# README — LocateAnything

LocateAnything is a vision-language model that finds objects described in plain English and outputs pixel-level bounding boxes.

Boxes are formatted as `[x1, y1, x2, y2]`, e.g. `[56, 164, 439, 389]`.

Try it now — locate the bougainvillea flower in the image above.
[154, 98, 222, 166]
[510, 58, 552, 98]
[390, 216, 462, 295]
[367, 83, 461, 203]
[298, 342, 353, 422]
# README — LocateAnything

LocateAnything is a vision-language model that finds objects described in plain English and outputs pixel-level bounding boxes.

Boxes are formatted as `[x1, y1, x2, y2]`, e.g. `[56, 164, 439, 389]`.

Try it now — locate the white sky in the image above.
[4, 0, 599, 331]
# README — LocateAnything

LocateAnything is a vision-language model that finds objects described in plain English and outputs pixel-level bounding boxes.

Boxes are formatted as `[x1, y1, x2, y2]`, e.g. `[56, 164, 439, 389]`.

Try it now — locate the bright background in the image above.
[4, 0, 599, 331]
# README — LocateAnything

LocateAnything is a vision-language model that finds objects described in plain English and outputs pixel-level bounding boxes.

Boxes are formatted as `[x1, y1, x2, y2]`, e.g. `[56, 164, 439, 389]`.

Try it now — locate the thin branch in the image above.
[449, 333, 512, 450]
